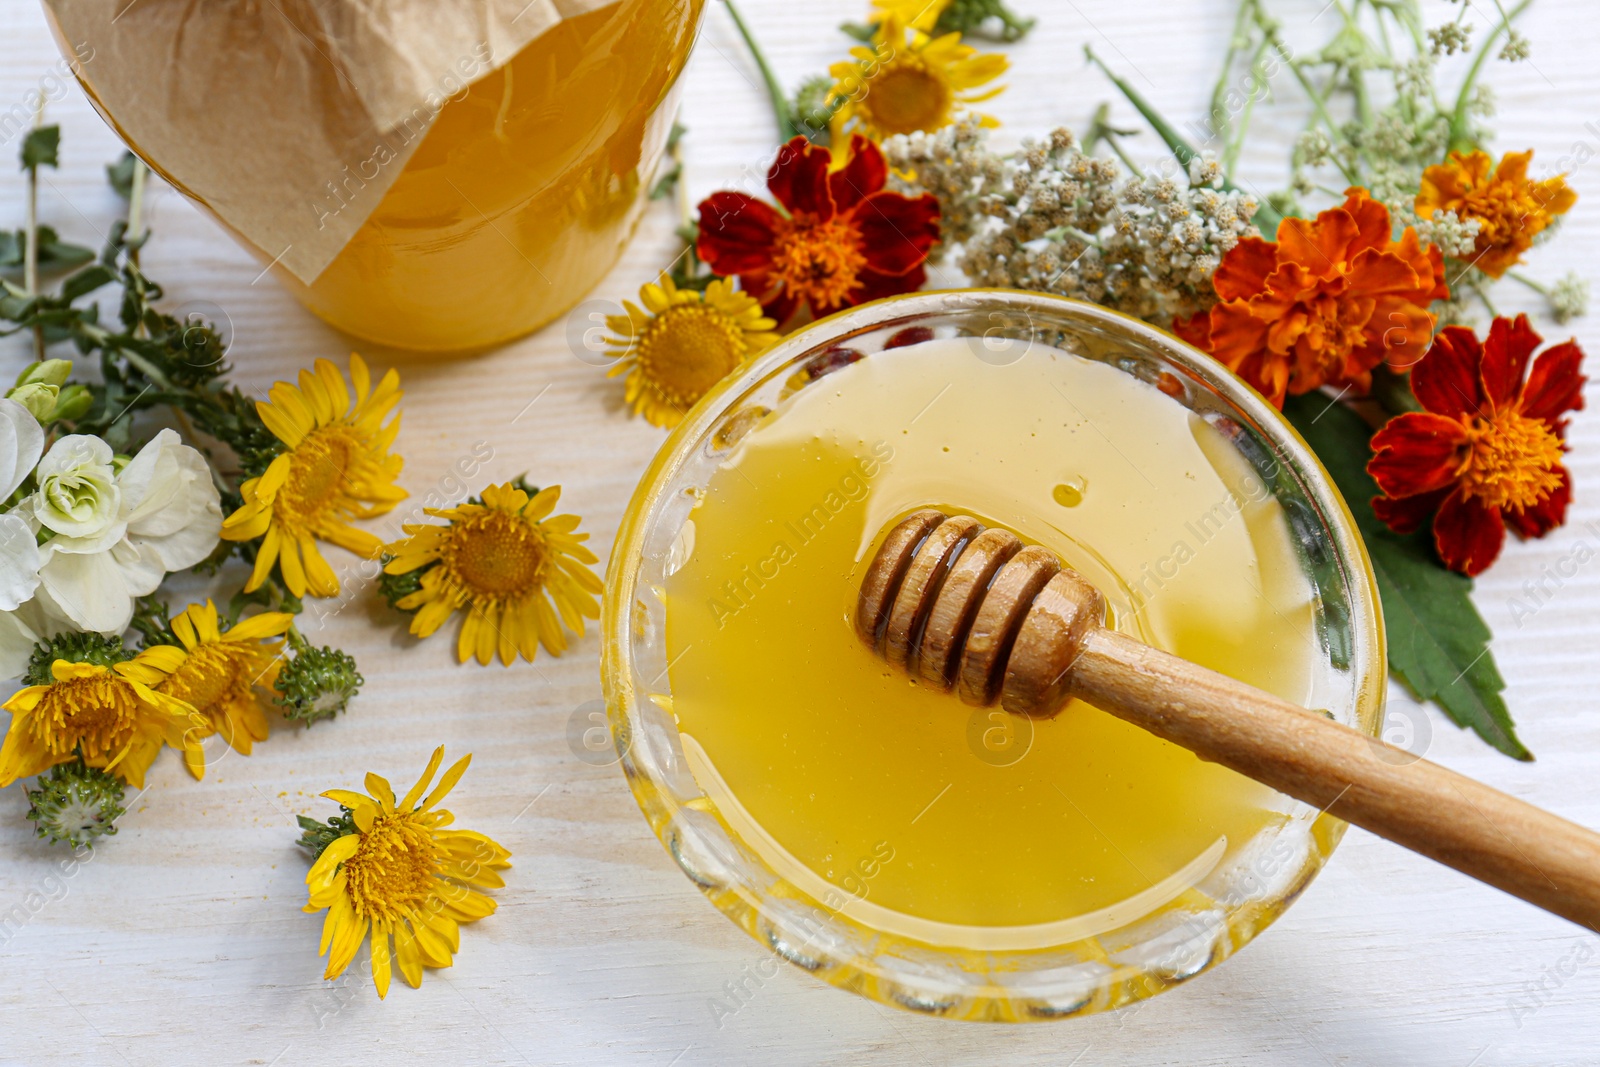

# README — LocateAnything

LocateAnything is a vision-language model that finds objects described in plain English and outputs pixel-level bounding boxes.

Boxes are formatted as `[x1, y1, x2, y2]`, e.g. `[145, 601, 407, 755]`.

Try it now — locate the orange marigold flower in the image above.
[695, 135, 941, 328]
[1416, 150, 1576, 279]
[1173, 188, 1447, 407]
[1368, 314, 1585, 577]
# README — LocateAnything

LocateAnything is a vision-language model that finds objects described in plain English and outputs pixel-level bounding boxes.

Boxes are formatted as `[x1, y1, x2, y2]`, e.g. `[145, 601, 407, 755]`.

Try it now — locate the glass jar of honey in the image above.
[47, 0, 703, 353]
[603, 291, 1386, 1020]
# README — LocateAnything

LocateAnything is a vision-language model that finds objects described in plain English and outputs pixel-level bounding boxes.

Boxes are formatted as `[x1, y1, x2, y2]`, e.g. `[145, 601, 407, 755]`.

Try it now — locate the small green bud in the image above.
[6, 381, 58, 421]
[296, 809, 358, 861]
[378, 554, 428, 614]
[24, 632, 134, 687]
[15, 359, 73, 389]
[791, 76, 838, 139]
[51, 383, 93, 422]
[25, 762, 127, 847]
[275, 644, 364, 727]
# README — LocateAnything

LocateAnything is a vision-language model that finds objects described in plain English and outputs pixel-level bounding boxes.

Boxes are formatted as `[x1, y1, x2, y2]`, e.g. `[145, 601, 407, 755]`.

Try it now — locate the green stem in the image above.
[1223, 37, 1273, 175]
[24, 100, 43, 361]
[720, 0, 797, 142]
[1249, 9, 1359, 185]
[1506, 269, 1548, 296]
[126, 158, 147, 268]
[1084, 45, 1203, 167]
[1369, 365, 1422, 416]
[1448, 0, 1531, 153]
[1474, 284, 1500, 318]
[1210, 0, 1256, 131]
[1335, 1, 1372, 129]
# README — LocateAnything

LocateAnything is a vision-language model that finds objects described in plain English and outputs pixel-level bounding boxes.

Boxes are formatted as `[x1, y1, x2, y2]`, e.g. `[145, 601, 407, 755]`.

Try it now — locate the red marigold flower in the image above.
[1367, 314, 1586, 576]
[695, 135, 941, 327]
[1174, 188, 1448, 408]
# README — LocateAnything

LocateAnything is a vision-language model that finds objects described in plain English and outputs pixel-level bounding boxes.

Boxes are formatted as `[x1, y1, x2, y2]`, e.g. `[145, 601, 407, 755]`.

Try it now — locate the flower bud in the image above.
[14, 359, 73, 389]
[50, 383, 93, 422]
[6, 381, 59, 421]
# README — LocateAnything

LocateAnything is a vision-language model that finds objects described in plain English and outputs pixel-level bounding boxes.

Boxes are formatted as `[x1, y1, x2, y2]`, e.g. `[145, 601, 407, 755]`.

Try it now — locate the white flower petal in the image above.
[30, 434, 121, 539]
[0, 596, 69, 682]
[0, 607, 41, 681]
[37, 549, 135, 634]
[0, 514, 41, 611]
[109, 539, 165, 598]
[0, 397, 44, 501]
[122, 431, 221, 568]
[118, 428, 183, 526]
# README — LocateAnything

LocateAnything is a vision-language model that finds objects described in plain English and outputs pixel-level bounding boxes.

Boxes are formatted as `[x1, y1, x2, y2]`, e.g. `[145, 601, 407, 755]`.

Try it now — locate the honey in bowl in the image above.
[660, 335, 1319, 947]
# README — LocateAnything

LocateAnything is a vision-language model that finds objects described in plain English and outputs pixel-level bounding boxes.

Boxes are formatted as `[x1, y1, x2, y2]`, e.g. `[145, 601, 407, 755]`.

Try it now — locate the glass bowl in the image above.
[600, 290, 1386, 1021]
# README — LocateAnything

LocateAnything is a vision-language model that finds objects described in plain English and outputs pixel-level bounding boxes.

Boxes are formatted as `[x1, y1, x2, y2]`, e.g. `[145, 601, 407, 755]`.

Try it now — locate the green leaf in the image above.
[60, 263, 117, 302]
[1283, 393, 1529, 760]
[107, 152, 137, 198]
[21, 125, 60, 171]
[0, 226, 94, 274]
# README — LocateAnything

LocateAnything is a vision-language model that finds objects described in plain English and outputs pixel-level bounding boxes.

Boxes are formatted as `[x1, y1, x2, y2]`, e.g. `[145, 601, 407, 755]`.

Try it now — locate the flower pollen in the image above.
[1458, 410, 1565, 511]
[635, 305, 751, 408]
[442, 509, 549, 600]
[278, 426, 362, 527]
[340, 811, 441, 924]
[854, 59, 953, 136]
[29, 673, 141, 762]
[770, 214, 869, 312]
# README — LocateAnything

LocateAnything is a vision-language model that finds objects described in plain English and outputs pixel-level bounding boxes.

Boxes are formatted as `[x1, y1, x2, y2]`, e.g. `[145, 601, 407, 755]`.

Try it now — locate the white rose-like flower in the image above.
[35, 429, 223, 634]
[0, 397, 46, 613]
[31, 434, 123, 542]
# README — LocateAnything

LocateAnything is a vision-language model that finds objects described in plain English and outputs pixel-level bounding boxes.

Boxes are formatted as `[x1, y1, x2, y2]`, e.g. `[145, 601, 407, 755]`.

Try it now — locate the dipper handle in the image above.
[857, 509, 1600, 932]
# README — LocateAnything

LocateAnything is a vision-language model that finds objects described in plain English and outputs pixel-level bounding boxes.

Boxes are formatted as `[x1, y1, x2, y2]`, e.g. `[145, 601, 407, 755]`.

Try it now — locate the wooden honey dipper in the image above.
[857, 508, 1600, 931]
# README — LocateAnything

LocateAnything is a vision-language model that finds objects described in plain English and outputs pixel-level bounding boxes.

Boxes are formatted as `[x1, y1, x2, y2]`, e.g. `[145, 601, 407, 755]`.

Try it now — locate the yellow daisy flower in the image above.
[870, 0, 950, 32]
[0, 647, 203, 789]
[829, 16, 1008, 142]
[221, 355, 407, 599]
[303, 747, 511, 998]
[157, 601, 295, 758]
[604, 274, 778, 429]
[383, 482, 604, 666]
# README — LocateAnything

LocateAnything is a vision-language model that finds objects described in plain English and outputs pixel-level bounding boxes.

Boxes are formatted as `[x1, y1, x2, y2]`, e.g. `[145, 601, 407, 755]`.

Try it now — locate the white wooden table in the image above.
[2, 1, 1598, 1064]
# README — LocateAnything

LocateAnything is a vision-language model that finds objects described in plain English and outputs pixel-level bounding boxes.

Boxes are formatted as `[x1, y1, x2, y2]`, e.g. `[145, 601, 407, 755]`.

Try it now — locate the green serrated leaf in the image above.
[1283, 393, 1529, 760]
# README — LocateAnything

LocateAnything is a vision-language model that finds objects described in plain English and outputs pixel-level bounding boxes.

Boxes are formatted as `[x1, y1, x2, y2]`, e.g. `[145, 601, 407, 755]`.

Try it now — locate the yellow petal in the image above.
[401, 747, 445, 811]
[421, 754, 472, 811]
[365, 773, 396, 813]
[370, 926, 393, 999]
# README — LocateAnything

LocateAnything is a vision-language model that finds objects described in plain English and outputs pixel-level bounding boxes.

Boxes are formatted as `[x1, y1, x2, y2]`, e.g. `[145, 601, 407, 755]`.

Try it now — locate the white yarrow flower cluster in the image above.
[1412, 209, 1483, 260]
[0, 418, 222, 678]
[882, 120, 1259, 325]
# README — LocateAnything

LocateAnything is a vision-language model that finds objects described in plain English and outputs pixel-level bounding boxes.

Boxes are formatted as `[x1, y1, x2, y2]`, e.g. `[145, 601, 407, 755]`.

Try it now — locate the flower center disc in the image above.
[342, 814, 440, 922]
[1459, 409, 1564, 511]
[164, 645, 249, 716]
[638, 306, 749, 405]
[861, 61, 953, 136]
[444, 511, 548, 600]
[282, 426, 360, 521]
[770, 215, 868, 312]
[39, 676, 137, 758]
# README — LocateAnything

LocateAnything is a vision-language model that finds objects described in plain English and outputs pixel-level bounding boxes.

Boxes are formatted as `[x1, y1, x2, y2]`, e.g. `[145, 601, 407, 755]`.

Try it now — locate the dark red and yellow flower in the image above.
[695, 135, 940, 328]
[1174, 188, 1447, 407]
[1416, 150, 1576, 279]
[1368, 314, 1585, 576]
